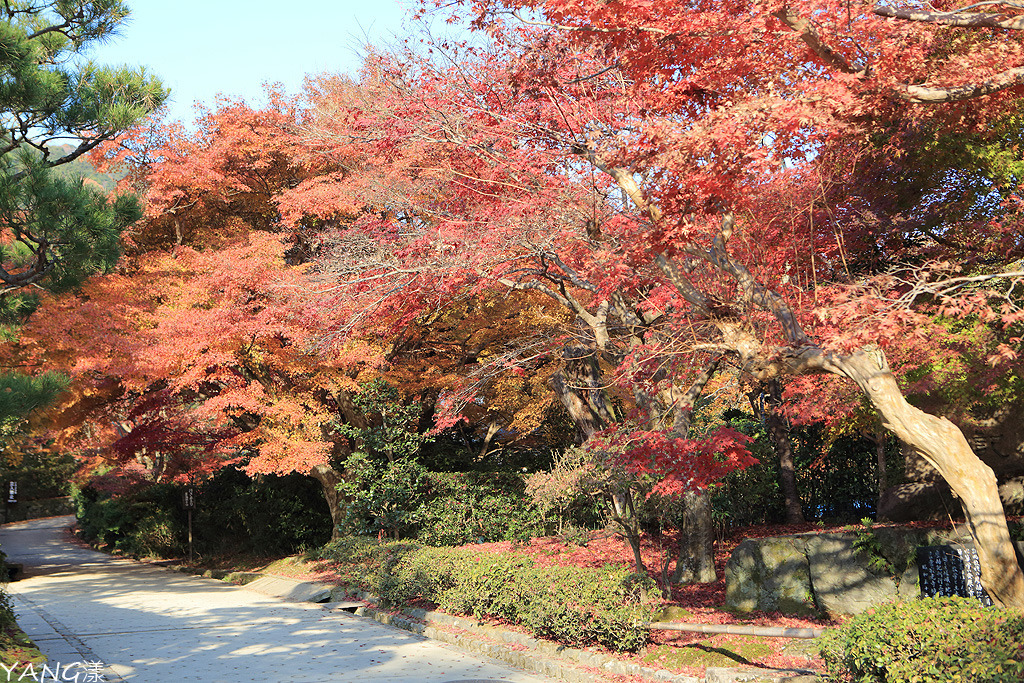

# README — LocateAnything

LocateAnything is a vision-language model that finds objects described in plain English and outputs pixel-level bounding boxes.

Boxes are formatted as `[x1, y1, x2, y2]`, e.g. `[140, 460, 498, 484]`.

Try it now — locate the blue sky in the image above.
[86, 0, 415, 124]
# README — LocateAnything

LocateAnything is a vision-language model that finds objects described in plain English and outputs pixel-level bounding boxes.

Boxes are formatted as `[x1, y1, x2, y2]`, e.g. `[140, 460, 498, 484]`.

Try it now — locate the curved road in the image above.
[1, 516, 553, 682]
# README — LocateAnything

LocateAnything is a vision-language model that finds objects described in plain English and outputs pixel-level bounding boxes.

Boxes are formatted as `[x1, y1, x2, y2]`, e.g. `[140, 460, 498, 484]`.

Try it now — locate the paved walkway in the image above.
[1, 516, 554, 682]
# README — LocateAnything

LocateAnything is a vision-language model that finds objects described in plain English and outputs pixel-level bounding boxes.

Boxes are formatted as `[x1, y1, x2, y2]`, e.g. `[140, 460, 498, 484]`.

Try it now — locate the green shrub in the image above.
[73, 484, 186, 557]
[336, 453, 429, 539]
[377, 546, 656, 651]
[819, 597, 1024, 682]
[0, 547, 14, 631]
[416, 472, 544, 546]
[309, 536, 423, 591]
[74, 468, 332, 560]
[0, 450, 76, 500]
[193, 468, 331, 556]
[313, 537, 656, 651]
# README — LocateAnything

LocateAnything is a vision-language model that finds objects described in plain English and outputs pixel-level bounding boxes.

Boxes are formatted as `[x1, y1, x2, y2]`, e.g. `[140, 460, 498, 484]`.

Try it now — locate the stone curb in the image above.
[220, 574, 820, 683]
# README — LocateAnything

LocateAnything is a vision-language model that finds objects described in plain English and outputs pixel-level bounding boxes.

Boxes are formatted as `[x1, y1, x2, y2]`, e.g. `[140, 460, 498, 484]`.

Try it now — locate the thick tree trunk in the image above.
[309, 464, 346, 542]
[768, 411, 805, 524]
[548, 346, 617, 441]
[750, 379, 805, 524]
[835, 348, 1024, 610]
[671, 490, 717, 584]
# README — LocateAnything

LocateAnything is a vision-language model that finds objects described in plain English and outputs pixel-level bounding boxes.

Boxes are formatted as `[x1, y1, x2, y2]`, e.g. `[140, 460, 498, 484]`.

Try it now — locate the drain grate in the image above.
[324, 601, 362, 613]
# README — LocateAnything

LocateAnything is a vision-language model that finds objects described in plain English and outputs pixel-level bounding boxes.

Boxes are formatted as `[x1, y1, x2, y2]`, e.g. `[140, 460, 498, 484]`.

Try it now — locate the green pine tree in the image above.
[0, 1, 167, 432]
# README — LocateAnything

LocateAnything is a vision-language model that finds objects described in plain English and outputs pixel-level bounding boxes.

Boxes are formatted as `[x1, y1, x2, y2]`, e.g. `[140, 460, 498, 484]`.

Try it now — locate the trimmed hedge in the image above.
[312, 538, 657, 652]
[819, 597, 1024, 682]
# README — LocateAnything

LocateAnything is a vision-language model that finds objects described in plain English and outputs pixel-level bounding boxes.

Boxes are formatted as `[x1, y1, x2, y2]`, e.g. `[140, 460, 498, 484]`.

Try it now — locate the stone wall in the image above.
[723, 526, 1023, 616]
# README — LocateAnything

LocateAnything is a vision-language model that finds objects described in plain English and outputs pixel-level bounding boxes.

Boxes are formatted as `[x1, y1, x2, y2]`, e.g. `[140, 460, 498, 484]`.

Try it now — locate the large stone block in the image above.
[803, 533, 897, 615]
[724, 537, 817, 616]
[724, 526, 993, 617]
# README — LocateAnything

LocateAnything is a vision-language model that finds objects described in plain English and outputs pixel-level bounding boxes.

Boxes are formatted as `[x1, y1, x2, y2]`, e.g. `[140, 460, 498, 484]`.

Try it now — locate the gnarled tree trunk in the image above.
[310, 464, 346, 542]
[831, 348, 1024, 609]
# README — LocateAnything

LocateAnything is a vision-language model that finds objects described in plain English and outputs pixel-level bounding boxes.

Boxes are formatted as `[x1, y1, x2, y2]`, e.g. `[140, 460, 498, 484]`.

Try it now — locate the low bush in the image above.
[819, 597, 1024, 682]
[416, 472, 545, 546]
[313, 538, 657, 652]
[309, 536, 422, 592]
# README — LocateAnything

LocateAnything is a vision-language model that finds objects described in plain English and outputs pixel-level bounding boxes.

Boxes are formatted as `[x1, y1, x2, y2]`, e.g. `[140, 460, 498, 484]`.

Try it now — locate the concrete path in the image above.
[1, 516, 554, 682]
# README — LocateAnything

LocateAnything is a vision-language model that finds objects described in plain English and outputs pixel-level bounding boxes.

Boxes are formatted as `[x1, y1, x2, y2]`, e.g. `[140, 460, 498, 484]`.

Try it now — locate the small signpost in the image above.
[917, 545, 993, 606]
[183, 486, 196, 564]
[4, 481, 15, 525]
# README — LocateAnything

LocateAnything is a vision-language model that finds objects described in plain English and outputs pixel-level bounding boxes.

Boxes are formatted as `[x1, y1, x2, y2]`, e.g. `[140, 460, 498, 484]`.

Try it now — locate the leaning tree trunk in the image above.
[310, 464, 346, 542]
[835, 348, 1024, 610]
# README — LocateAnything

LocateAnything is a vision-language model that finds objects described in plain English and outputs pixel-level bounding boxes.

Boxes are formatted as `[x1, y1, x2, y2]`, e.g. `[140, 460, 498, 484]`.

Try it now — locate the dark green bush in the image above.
[379, 545, 656, 652]
[416, 472, 544, 546]
[0, 450, 76, 500]
[819, 597, 1024, 682]
[192, 467, 330, 556]
[74, 483, 185, 557]
[74, 468, 331, 560]
[336, 452, 429, 539]
[0, 547, 14, 631]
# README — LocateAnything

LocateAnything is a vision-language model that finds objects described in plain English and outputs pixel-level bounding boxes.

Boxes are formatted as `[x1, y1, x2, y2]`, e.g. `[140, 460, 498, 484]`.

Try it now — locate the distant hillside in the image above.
[5, 143, 127, 194]
[46, 143, 126, 193]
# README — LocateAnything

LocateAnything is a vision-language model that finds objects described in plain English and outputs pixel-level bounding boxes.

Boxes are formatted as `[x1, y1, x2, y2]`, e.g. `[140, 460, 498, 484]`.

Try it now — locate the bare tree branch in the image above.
[772, 7, 865, 75]
[874, 5, 1024, 30]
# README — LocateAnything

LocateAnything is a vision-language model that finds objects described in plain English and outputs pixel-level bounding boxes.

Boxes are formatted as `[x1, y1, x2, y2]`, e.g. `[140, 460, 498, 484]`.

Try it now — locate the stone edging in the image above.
[159, 563, 820, 683]
[324, 586, 819, 683]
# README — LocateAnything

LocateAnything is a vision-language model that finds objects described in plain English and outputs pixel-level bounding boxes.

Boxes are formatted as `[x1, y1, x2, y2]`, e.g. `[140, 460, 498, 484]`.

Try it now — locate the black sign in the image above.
[917, 545, 993, 607]
[183, 487, 196, 510]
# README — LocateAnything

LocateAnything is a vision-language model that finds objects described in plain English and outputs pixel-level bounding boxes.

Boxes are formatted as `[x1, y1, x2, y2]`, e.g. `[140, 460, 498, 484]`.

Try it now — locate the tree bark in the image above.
[548, 346, 616, 440]
[834, 348, 1024, 610]
[672, 490, 717, 584]
[309, 464, 346, 541]
[611, 490, 647, 574]
[750, 379, 805, 524]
